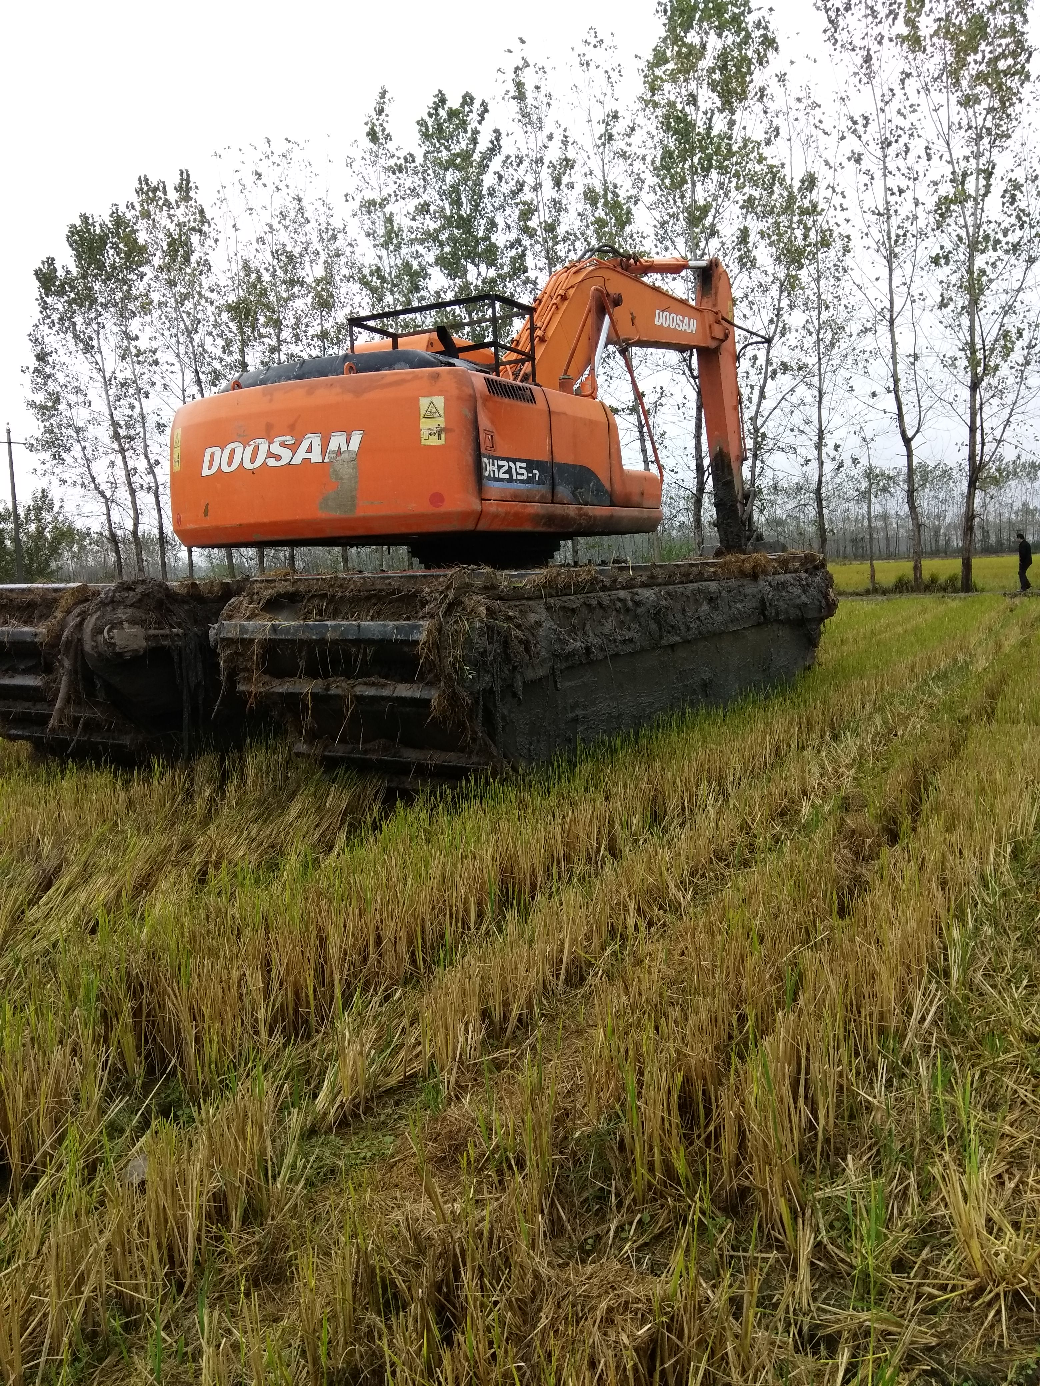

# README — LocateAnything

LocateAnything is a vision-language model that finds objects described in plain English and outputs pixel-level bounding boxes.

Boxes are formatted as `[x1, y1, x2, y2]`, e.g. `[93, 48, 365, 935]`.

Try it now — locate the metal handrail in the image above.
[347, 294, 537, 384]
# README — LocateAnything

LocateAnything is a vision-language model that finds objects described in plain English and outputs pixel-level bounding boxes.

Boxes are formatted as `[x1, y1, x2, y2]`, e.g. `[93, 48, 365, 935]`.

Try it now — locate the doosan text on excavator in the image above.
[0, 249, 836, 778]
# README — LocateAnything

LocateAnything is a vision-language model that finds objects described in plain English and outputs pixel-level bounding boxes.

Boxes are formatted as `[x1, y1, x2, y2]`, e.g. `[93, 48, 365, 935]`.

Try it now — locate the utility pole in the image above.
[5, 425, 24, 582]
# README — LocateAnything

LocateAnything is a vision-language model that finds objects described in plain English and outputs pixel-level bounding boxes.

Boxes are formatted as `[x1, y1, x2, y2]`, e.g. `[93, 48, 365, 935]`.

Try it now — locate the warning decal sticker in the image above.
[171, 428, 181, 472]
[419, 396, 445, 446]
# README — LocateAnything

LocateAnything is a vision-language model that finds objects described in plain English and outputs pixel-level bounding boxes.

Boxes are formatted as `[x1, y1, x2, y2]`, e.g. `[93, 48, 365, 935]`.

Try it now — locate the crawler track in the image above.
[216, 608, 482, 778]
[0, 556, 836, 778]
[0, 584, 147, 757]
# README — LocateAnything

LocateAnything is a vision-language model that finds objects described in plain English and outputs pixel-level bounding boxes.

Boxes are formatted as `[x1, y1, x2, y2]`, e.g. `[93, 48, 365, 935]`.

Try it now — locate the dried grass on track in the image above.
[2, 595, 1040, 1383]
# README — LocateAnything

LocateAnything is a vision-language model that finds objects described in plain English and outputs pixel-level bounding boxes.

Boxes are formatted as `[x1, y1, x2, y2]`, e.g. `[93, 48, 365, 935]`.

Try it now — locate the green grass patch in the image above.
[830, 552, 1024, 592]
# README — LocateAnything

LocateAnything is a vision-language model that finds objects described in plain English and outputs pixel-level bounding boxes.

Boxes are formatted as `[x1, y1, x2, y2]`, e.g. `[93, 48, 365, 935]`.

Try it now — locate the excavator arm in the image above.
[513, 253, 747, 551]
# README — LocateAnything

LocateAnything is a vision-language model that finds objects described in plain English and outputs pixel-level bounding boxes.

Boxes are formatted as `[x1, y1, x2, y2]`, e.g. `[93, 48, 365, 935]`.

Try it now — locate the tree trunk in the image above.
[148, 474, 168, 581]
[814, 433, 826, 556]
[181, 307, 206, 399]
[879, 147, 925, 591]
[102, 498, 123, 579]
[76, 436, 123, 580]
[814, 269, 827, 557]
[867, 473, 876, 592]
[127, 349, 168, 580]
[962, 244, 981, 593]
[138, 407, 167, 580]
[962, 378, 980, 593]
[905, 453, 924, 589]
[112, 438, 143, 574]
[224, 546, 236, 578]
[95, 331, 145, 576]
[745, 280, 783, 540]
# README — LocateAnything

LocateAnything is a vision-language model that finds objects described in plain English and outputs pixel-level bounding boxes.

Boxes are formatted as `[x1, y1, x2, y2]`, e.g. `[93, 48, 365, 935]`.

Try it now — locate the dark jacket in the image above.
[1020, 538, 1033, 570]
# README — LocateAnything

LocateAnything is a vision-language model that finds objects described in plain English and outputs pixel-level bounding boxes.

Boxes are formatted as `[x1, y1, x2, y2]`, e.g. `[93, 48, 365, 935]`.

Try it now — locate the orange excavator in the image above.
[0, 252, 834, 778]
[170, 251, 747, 566]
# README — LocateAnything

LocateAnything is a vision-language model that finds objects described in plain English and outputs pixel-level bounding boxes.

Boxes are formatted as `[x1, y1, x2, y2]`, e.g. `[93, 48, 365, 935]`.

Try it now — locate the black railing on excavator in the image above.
[347, 294, 537, 383]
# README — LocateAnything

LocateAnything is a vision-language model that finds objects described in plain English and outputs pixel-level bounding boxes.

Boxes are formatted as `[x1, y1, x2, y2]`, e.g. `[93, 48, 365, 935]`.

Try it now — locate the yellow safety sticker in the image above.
[172, 427, 182, 472]
[419, 396, 445, 446]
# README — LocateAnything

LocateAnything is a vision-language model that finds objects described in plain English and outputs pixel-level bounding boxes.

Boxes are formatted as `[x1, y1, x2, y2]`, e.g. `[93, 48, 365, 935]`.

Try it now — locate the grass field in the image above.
[829, 552, 1024, 592]
[3, 594, 1040, 1382]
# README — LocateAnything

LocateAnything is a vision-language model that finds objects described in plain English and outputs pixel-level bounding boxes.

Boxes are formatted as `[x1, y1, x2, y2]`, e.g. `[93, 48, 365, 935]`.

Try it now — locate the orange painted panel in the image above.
[476, 500, 661, 535]
[475, 378, 552, 502]
[170, 368, 481, 546]
[605, 407, 662, 510]
[545, 392, 613, 505]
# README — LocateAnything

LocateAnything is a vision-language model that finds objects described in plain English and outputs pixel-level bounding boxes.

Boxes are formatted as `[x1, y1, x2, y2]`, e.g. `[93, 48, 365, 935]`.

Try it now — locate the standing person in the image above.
[1018, 531, 1033, 591]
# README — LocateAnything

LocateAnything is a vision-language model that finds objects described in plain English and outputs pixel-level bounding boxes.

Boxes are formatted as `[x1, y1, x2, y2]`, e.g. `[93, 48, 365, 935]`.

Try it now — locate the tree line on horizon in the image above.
[24, 0, 1040, 590]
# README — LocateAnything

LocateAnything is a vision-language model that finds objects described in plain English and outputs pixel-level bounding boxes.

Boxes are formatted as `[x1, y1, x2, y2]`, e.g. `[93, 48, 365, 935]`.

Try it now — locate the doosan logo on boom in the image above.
[199, 431, 363, 476]
[654, 309, 697, 334]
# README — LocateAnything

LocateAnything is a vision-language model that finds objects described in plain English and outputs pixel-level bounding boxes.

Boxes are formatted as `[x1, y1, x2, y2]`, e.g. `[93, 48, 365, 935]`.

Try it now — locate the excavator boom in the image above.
[515, 253, 746, 550]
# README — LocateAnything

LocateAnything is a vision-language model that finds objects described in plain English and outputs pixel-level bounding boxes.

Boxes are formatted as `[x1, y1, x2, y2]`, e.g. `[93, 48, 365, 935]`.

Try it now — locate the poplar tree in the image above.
[32, 210, 150, 575]
[574, 30, 641, 253]
[788, 88, 859, 558]
[504, 45, 580, 288]
[136, 171, 220, 402]
[214, 140, 354, 372]
[414, 91, 526, 308]
[27, 328, 125, 576]
[907, 0, 1040, 590]
[351, 90, 429, 312]
[825, 0, 931, 589]
[642, 0, 786, 547]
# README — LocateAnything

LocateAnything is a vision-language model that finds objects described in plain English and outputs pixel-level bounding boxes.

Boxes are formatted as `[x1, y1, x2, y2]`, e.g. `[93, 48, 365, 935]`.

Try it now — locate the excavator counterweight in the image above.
[0, 252, 836, 775]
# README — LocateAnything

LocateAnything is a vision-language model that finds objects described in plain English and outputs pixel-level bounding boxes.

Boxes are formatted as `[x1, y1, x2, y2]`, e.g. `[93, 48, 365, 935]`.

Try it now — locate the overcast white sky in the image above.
[0, 0, 829, 502]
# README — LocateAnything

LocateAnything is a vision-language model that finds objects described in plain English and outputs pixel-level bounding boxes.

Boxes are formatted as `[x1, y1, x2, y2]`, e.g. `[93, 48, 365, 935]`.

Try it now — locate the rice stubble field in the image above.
[2, 593, 1040, 1382]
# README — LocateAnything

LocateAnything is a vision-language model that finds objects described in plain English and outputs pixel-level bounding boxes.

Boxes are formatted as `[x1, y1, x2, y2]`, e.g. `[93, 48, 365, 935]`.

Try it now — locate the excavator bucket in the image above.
[0, 554, 834, 779]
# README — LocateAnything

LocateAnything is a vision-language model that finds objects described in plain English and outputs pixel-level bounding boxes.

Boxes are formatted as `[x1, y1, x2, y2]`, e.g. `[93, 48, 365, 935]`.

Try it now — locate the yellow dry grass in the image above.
[2, 595, 1040, 1382]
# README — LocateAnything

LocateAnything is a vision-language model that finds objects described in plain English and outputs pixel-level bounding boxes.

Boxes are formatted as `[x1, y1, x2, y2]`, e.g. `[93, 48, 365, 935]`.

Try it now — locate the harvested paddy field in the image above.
[3, 594, 1040, 1383]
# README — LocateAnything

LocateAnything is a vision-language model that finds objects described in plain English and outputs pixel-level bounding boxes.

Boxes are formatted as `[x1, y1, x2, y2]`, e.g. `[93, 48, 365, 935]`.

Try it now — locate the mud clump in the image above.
[73, 581, 243, 745]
